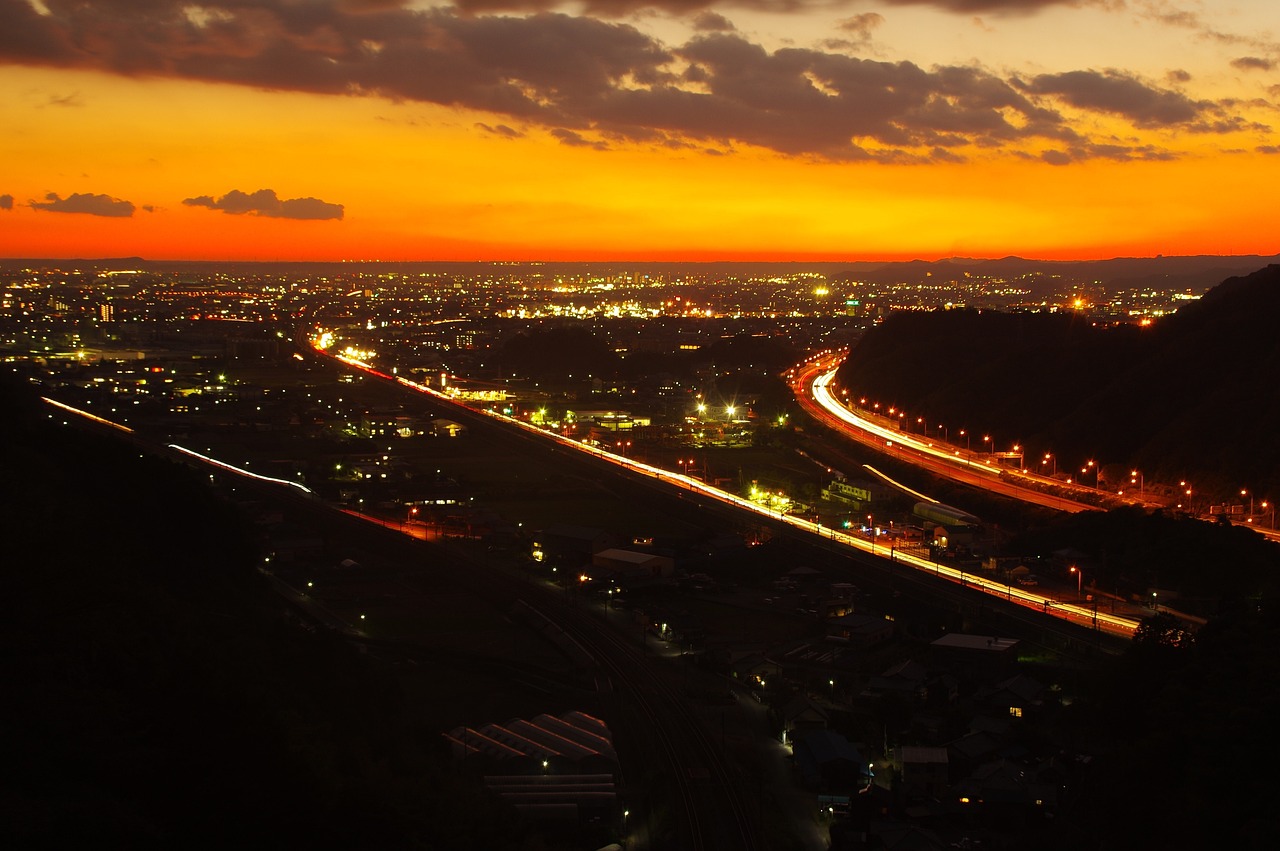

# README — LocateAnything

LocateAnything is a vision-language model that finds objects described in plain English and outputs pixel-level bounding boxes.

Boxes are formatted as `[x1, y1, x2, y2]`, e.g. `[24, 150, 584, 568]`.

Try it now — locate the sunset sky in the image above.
[2, 0, 1277, 261]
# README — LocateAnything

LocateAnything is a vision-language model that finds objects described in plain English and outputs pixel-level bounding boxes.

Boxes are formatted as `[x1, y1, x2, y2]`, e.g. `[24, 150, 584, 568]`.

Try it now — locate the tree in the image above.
[1132, 611, 1193, 649]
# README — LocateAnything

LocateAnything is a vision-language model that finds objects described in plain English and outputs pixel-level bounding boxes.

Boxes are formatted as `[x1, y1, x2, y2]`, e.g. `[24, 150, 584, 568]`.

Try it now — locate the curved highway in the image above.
[315, 347, 1138, 639]
[790, 354, 1097, 513]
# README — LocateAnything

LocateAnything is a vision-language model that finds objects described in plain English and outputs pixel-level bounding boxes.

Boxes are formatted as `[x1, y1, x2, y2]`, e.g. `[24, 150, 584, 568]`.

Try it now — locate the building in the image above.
[444, 710, 618, 825]
[590, 547, 674, 580]
[897, 745, 950, 801]
[538, 525, 619, 565]
[929, 633, 1020, 673]
[826, 611, 895, 648]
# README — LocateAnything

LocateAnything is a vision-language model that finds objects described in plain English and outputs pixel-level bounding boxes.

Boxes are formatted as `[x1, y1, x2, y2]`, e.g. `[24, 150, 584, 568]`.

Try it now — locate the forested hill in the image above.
[833, 264, 1280, 495]
[0, 376, 512, 849]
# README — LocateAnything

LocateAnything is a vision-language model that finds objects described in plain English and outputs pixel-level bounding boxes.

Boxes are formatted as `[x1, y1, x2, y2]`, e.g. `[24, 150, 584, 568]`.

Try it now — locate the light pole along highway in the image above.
[793, 355, 1102, 514]
[315, 337, 1138, 639]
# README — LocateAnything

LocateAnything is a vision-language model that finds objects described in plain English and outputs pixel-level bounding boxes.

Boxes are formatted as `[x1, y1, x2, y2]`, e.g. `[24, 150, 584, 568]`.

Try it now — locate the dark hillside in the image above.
[1084, 264, 1280, 491]
[834, 264, 1280, 496]
[834, 308, 1142, 461]
[0, 376, 515, 850]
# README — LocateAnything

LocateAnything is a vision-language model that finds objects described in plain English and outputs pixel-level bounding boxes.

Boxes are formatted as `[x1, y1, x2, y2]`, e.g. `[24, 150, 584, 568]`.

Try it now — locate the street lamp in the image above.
[937, 424, 948, 444]
[867, 514, 875, 553]
[1042, 453, 1055, 477]
[1242, 489, 1254, 516]
[1069, 565, 1082, 599]
[1083, 460, 1098, 490]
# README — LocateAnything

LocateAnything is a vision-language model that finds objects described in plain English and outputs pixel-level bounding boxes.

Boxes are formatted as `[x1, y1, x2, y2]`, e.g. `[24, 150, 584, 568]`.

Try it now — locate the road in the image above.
[308, 348, 1140, 639]
[789, 353, 1280, 548]
[788, 354, 1099, 513]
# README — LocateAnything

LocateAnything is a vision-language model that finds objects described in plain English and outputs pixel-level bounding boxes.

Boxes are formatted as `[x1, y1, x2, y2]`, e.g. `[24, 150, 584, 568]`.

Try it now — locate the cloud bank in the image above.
[29, 192, 135, 217]
[447, 0, 1082, 14]
[0, 0, 1262, 164]
[183, 189, 345, 220]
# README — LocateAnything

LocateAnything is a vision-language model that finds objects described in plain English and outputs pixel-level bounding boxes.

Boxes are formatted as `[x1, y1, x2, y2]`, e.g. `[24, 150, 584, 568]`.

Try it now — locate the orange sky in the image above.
[1, 1, 1277, 261]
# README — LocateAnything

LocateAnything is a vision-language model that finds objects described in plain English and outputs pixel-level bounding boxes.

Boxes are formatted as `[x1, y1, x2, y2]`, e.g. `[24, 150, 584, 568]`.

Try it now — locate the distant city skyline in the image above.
[2, 1, 1278, 261]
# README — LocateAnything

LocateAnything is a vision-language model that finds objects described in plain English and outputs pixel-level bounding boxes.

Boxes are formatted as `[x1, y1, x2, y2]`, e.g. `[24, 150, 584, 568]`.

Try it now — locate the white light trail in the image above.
[811, 368, 1001, 475]
[323, 346, 1136, 637]
[167, 443, 313, 494]
[861, 464, 937, 503]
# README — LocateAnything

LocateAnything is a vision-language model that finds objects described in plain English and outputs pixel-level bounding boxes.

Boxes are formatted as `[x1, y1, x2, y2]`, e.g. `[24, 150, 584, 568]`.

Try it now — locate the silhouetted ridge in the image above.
[832, 264, 1280, 494]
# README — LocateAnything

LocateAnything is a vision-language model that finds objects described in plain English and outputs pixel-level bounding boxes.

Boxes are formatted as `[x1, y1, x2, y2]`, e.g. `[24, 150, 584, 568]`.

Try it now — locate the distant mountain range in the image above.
[5, 254, 1279, 296]
[834, 263, 1280, 502]
[832, 254, 1280, 299]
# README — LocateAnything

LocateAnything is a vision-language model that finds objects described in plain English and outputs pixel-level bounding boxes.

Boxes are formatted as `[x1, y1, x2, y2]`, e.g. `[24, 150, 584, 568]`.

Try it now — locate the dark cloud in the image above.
[930, 146, 967, 163]
[1140, 3, 1280, 57]
[29, 192, 135, 217]
[183, 189, 344, 220]
[551, 127, 609, 149]
[836, 13, 885, 48]
[447, 0, 1077, 13]
[46, 91, 83, 108]
[1167, 68, 1192, 83]
[0, 1, 1251, 164]
[1258, 145, 1280, 155]
[476, 122, 523, 138]
[876, 0, 1075, 10]
[1038, 140, 1177, 165]
[581, 32, 1079, 160]
[0, 193, 12, 210]
[1017, 69, 1210, 126]
[1231, 56, 1274, 72]
[691, 12, 735, 32]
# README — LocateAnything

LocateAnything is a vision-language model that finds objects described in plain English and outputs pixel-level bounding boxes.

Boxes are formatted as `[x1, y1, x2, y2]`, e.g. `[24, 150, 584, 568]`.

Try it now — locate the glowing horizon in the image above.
[1, 1, 1277, 262]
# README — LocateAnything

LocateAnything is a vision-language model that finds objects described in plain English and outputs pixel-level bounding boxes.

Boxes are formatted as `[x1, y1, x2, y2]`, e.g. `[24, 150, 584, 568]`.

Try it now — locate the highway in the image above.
[789, 354, 1098, 513]
[316, 347, 1139, 639]
[40, 344, 1143, 642]
[791, 352, 1280, 549]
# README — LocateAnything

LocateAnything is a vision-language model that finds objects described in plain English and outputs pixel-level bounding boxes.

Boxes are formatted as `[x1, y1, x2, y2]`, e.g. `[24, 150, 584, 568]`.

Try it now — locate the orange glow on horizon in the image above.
[3, 67, 1277, 263]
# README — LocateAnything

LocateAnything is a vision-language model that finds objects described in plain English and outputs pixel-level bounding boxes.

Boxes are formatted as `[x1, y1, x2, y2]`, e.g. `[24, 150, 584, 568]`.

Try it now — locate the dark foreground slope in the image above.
[0, 377, 517, 850]
[834, 264, 1280, 495]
